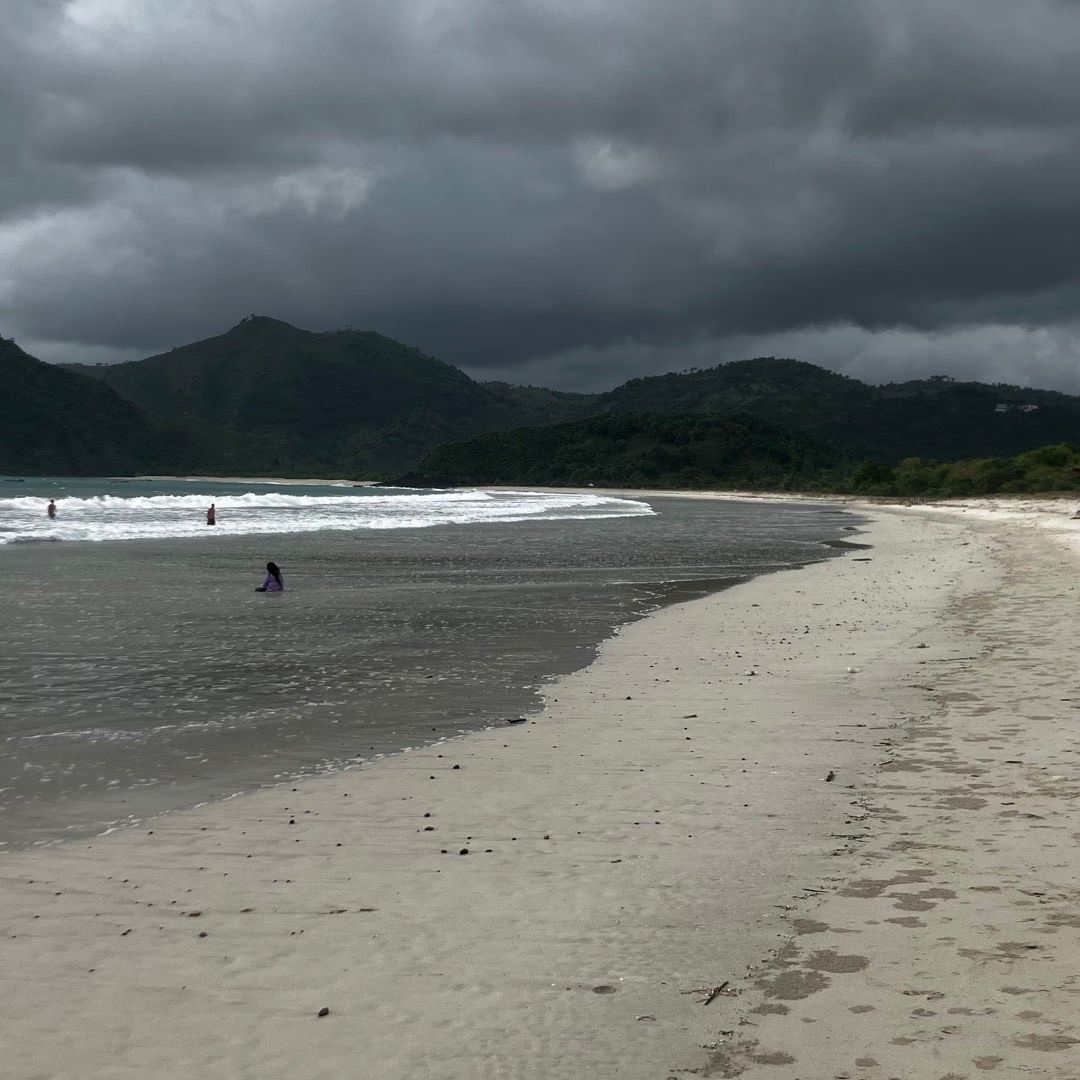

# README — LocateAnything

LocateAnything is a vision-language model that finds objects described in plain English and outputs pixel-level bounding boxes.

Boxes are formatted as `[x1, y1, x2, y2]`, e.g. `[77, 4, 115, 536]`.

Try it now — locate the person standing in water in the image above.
[206, 503, 216, 526]
[47, 499, 57, 519]
[255, 562, 284, 592]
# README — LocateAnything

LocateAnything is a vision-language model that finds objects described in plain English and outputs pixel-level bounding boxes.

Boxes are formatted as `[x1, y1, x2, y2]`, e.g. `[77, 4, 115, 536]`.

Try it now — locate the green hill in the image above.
[591, 360, 1080, 463]
[396, 412, 851, 490]
[69, 316, 580, 474]
[593, 358, 869, 421]
[0, 337, 221, 476]
[851, 377, 1080, 461]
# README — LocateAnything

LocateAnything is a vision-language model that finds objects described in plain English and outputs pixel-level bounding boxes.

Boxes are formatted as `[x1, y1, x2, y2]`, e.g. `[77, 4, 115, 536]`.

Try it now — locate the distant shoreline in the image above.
[478, 482, 845, 502]
[130, 476, 841, 501]
[132, 474, 377, 487]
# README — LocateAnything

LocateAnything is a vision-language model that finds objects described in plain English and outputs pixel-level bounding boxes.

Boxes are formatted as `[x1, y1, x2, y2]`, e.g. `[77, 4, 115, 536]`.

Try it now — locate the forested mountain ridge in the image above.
[65, 316, 579, 473]
[0, 337, 218, 476]
[589, 360, 1080, 463]
[9, 314, 1080, 479]
[593, 358, 868, 418]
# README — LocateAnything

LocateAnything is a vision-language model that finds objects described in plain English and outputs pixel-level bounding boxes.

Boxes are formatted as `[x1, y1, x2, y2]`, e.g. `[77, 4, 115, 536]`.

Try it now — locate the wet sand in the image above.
[1, 504, 1077, 1077]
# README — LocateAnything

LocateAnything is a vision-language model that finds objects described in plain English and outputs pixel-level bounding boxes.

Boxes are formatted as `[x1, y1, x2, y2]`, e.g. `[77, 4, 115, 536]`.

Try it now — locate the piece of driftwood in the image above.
[680, 981, 736, 1005]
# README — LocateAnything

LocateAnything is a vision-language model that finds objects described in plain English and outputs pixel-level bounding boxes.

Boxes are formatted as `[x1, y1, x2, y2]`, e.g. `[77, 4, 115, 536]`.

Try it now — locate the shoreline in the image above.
[4, 501, 1075, 1075]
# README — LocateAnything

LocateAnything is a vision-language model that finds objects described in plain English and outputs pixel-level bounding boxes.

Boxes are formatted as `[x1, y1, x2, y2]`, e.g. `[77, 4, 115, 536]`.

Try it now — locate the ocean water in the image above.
[0, 477, 865, 848]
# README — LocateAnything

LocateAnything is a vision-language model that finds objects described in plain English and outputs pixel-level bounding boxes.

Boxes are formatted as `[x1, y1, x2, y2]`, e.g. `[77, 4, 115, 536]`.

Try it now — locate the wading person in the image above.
[47, 499, 57, 519]
[206, 503, 216, 526]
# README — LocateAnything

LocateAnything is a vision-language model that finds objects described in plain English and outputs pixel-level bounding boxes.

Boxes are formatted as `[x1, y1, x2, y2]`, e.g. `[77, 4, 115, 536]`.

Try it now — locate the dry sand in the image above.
[702, 502, 1080, 1079]
[1, 502, 1078, 1078]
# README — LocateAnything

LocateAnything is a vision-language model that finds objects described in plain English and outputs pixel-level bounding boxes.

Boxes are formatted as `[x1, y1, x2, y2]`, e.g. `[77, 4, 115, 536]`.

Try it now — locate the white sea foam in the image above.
[0, 488, 654, 544]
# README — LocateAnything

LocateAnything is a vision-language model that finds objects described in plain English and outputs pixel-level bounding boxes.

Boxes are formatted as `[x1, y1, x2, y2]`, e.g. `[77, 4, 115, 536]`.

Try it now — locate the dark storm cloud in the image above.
[5, 0, 1080, 391]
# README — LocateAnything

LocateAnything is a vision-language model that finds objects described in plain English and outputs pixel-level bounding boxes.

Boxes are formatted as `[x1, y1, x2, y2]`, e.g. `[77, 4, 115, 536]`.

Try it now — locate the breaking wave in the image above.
[0, 488, 654, 544]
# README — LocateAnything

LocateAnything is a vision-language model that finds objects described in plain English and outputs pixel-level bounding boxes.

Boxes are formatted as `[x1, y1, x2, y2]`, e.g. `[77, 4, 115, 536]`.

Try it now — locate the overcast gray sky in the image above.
[4, 0, 1080, 391]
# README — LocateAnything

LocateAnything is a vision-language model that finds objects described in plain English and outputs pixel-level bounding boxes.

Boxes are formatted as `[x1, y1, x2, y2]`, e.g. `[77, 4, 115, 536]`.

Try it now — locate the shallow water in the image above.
[0, 490, 864, 847]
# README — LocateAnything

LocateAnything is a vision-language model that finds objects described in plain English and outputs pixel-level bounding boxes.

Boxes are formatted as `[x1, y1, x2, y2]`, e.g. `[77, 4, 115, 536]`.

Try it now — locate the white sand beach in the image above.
[2, 500, 1079, 1078]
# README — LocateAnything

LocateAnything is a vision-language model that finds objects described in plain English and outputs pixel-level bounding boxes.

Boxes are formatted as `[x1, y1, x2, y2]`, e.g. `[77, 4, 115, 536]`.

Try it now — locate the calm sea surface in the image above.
[0, 477, 865, 848]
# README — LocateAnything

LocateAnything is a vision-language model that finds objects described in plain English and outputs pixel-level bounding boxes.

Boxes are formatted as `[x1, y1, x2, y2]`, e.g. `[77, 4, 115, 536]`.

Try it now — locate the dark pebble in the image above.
[318, 1007, 330, 1017]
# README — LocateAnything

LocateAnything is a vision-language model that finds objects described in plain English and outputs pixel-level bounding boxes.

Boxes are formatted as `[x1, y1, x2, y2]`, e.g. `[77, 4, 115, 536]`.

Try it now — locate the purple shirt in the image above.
[262, 574, 284, 592]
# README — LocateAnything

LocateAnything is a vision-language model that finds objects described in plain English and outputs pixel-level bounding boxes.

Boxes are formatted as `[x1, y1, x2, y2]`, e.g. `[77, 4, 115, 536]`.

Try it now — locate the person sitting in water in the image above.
[47, 499, 57, 519]
[256, 562, 284, 592]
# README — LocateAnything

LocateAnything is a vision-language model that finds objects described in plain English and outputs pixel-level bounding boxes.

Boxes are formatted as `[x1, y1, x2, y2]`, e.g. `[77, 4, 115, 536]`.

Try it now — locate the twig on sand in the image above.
[680, 981, 737, 1005]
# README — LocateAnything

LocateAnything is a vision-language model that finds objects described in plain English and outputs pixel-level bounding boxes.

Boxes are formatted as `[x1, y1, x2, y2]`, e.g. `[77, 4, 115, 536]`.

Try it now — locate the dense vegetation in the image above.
[397, 412, 852, 490]
[849, 443, 1080, 498]
[399, 408, 1080, 499]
